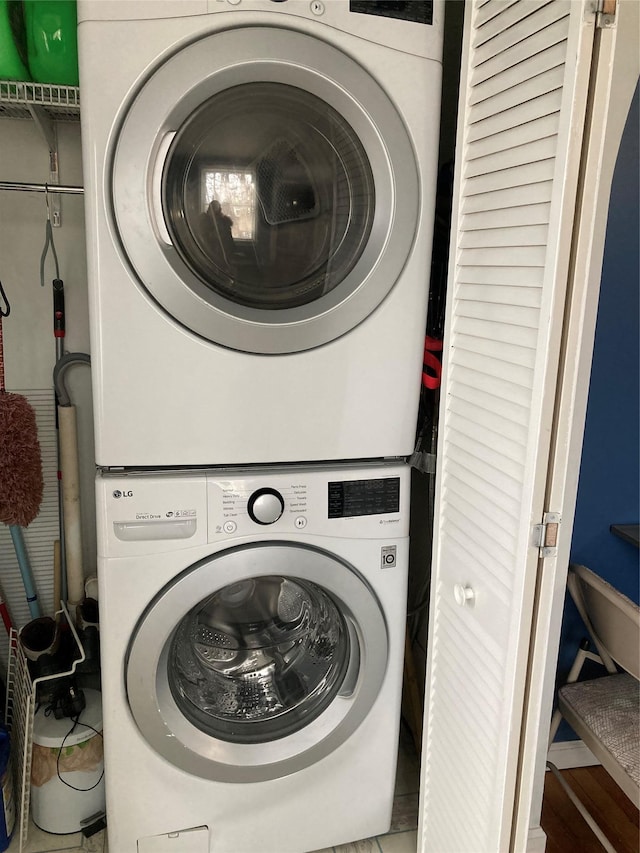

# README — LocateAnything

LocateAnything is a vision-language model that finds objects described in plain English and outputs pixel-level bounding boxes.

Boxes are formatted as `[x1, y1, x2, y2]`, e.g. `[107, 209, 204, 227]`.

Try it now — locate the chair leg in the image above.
[546, 761, 617, 853]
[548, 708, 563, 746]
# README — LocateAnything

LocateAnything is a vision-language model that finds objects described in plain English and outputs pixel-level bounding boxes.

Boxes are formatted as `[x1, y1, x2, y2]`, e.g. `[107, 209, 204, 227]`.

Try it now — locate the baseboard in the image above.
[547, 739, 599, 770]
[526, 826, 547, 853]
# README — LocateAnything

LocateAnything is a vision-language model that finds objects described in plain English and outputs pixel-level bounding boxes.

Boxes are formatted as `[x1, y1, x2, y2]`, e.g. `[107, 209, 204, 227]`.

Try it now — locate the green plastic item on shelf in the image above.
[0, 0, 30, 81]
[25, 0, 79, 86]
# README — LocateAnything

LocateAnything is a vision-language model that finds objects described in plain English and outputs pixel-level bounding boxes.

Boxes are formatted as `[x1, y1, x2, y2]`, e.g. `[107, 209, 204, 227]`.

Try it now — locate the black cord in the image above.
[54, 715, 104, 793]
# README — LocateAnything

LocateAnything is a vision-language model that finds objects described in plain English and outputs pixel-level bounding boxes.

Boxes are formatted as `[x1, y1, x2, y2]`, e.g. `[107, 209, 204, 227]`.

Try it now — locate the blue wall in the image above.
[555, 84, 639, 737]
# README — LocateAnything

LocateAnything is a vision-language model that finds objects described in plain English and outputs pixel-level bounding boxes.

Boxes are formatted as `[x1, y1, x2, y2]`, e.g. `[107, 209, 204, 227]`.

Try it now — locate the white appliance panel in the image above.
[78, 2, 443, 466]
[96, 463, 410, 852]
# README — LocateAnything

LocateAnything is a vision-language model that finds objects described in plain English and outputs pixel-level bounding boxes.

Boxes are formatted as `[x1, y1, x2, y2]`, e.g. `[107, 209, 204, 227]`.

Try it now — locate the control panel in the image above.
[209, 476, 310, 536]
[203, 1, 444, 62]
[206, 465, 408, 541]
[99, 464, 409, 553]
[349, 1, 433, 26]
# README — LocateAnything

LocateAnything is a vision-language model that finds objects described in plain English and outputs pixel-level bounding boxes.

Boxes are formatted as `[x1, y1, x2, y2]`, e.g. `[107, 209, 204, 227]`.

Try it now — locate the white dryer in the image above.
[78, 0, 443, 467]
[96, 463, 409, 853]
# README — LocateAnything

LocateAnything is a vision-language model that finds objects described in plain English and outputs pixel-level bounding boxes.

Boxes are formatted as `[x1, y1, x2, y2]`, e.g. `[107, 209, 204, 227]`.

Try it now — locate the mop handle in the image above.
[0, 315, 4, 393]
[9, 526, 41, 619]
[0, 280, 9, 393]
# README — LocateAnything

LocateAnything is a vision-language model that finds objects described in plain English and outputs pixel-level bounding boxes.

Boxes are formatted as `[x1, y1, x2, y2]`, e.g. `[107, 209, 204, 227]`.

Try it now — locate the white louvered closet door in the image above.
[419, 2, 598, 851]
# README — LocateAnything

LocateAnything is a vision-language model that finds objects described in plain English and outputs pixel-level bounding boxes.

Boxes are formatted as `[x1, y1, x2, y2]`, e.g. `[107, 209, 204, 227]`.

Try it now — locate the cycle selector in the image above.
[248, 488, 285, 525]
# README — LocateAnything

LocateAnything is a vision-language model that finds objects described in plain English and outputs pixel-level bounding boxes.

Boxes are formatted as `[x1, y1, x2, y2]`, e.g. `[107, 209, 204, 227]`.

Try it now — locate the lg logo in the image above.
[113, 490, 133, 499]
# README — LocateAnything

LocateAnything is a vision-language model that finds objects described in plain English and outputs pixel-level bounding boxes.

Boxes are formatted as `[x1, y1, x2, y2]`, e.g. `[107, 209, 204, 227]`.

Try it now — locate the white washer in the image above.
[96, 462, 409, 853]
[78, 1, 443, 467]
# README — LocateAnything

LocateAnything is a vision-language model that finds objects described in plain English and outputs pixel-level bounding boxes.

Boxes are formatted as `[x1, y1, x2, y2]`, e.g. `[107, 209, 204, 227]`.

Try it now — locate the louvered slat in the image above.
[449, 371, 532, 426]
[466, 135, 559, 178]
[450, 364, 533, 409]
[472, 9, 571, 78]
[457, 264, 544, 286]
[444, 437, 523, 503]
[444, 474, 520, 557]
[475, 0, 521, 31]
[446, 457, 521, 525]
[470, 64, 565, 124]
[454, 300, 542, 327]
[467, 90, 563, 143]
[460, 225, 549, 248]
[465, 159, 556, 197]
[471, 16, 570, 84]
[454, 335, 537, 374]
[448, 393, 529, 446]
[463, 180, 554, 213]
[472, 1, 571, 61]
[466, 114, 561, 162]
[474, 0, 553, 45]
[470, 39, 568, 104]
[462, 202, 551, 230]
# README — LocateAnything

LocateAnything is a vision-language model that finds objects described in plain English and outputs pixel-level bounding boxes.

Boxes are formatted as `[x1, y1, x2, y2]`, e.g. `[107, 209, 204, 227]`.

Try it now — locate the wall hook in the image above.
[0, 281, 10, 317]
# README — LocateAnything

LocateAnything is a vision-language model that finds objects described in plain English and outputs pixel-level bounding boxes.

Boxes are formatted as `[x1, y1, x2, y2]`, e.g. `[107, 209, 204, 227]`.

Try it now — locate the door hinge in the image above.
[595, 0, 617, 28]
[533, 513, 562, 558]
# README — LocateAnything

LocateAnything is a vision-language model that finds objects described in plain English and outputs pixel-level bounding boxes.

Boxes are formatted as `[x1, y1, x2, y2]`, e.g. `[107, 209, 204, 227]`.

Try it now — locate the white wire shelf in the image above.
[0, 80, 80, 121]
[5, 605, 86, 853]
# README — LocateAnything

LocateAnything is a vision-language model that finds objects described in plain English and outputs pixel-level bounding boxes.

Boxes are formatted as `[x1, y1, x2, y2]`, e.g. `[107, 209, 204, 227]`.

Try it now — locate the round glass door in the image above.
[164, 83, 375, 311]
[125, 543, 388, 783]
[111, 27, 419, 353]
[169, 575, 350, 743]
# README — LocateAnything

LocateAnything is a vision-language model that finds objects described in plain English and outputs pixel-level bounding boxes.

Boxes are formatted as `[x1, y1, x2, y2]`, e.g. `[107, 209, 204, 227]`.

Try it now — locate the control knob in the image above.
[248, 488, 284, 525]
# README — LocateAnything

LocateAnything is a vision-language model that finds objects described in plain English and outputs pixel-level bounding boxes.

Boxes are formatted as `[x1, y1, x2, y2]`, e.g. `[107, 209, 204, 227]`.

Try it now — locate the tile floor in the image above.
[9, 725, 420, 853]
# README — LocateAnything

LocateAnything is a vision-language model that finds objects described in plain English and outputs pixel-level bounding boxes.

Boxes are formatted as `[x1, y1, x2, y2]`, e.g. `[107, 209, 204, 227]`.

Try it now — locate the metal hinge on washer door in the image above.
[595, 0, 617, 28]
[533, 513, 562, 558]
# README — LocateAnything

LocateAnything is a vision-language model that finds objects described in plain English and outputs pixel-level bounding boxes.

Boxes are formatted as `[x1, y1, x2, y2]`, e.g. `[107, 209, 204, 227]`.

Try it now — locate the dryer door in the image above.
[110, 26, 419, 353]
[125, 543, 388, 783]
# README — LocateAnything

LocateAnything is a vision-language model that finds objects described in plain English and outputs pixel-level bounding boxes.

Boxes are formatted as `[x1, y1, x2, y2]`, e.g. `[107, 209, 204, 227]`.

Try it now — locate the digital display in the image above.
[328, 477, 400, 518]
[349, 1, 433, 26]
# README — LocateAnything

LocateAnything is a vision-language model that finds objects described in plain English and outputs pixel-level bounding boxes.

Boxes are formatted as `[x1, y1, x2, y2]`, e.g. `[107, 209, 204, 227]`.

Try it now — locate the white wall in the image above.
[0, 117, 95, 619]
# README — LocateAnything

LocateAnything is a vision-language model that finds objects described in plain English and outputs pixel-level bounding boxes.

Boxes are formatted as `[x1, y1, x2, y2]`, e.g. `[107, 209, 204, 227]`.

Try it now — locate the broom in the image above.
[0, 281, 43, 618]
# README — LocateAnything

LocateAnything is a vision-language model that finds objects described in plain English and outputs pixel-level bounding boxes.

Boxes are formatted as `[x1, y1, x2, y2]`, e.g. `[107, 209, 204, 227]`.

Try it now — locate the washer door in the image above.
[126, 543, 388, 782]
[111, 26, 419, 353]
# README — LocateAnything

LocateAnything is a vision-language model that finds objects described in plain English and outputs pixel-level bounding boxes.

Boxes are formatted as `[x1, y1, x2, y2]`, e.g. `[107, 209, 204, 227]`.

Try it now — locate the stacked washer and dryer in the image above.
[77, 2, 443, 851]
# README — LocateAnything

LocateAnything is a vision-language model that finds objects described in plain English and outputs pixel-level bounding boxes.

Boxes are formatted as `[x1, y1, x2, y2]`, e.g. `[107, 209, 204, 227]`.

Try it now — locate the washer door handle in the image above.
[150, 131, 176, 245]
[338, 615, 360, 698]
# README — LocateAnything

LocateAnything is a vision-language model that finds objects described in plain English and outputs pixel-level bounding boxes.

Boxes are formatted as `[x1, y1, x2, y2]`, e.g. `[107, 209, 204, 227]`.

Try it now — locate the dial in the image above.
[248, 488, 285, 525]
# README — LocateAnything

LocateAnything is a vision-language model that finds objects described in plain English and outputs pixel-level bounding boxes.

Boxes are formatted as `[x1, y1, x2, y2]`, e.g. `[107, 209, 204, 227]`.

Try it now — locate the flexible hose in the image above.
[53, 352, 91, 406]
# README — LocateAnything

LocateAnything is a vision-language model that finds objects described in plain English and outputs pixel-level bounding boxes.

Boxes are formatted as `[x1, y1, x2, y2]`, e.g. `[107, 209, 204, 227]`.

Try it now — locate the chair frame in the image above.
[547, 563, 640, 853]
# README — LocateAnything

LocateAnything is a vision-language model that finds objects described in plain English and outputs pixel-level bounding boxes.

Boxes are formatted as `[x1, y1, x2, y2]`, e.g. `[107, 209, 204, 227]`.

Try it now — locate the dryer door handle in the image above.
[150, 132, 176, 245]
[338, 615, 361, 698]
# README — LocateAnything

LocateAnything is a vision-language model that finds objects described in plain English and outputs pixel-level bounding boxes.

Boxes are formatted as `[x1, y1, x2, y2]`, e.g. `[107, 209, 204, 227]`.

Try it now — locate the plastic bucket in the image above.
[30, 688, 105, 834]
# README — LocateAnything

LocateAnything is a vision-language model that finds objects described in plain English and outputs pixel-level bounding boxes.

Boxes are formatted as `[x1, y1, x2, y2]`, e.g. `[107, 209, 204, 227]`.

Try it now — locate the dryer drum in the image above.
[162, 82, 375, 311]
[167, 576, 351, 744]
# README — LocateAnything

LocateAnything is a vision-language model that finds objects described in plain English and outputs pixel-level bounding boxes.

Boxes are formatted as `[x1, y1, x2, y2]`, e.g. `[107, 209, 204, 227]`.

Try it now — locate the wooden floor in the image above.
[541, 765, 639, 853]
